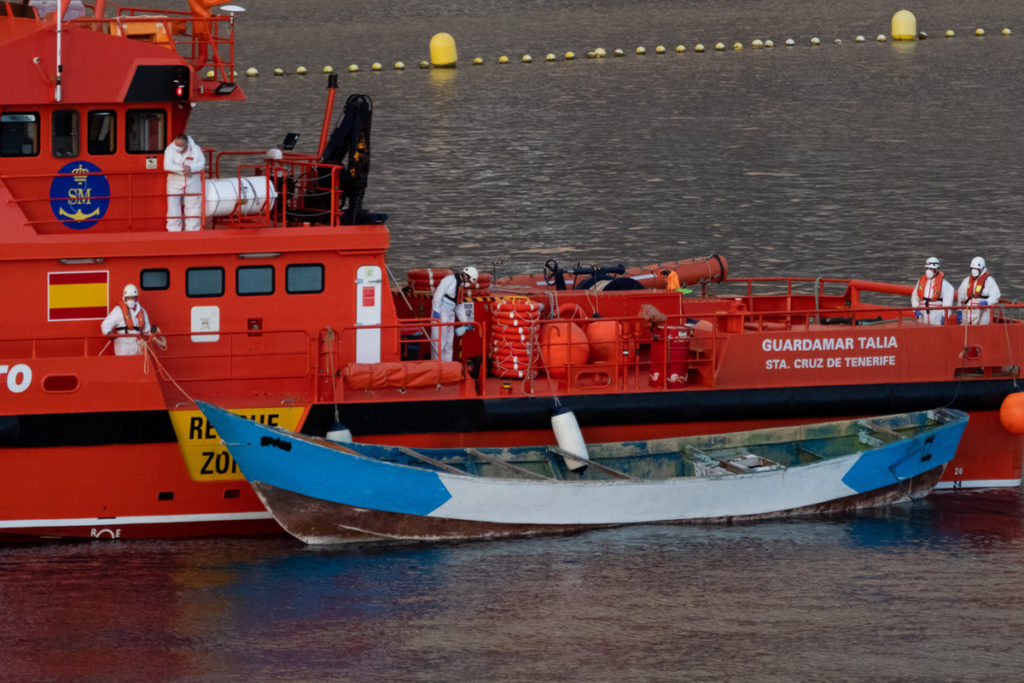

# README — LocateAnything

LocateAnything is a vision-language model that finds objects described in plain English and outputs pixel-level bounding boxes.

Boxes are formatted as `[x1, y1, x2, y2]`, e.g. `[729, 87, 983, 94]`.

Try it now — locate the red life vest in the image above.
[967, 272, 989, 298]
[916, 272, 945, 303]
[118, 301, 141, 332]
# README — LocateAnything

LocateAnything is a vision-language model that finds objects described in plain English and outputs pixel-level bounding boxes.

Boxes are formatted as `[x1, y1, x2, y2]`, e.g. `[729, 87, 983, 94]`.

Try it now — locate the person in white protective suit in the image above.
[431, 266, 478, 361]
[911, 257, 955, 325]
[164, 133, 206, 231]
[100, 284, 153, 356]
[957, 256, 1001, 326]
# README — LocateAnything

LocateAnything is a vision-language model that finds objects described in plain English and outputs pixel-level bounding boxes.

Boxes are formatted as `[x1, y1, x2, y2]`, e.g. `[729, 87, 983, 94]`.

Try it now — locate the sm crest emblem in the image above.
[49, 161, 111, 230]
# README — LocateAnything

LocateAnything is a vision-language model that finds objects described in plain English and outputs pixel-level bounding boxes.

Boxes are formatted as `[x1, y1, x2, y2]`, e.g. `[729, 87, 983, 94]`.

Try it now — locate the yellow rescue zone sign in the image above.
[169, 407, 306, 481]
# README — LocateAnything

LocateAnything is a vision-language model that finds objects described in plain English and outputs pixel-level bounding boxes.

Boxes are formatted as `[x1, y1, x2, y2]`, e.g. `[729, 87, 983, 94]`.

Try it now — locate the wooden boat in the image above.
[198, 401, 968, 543]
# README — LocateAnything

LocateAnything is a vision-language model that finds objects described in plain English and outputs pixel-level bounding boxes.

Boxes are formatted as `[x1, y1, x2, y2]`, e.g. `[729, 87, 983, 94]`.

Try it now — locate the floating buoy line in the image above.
[220, 17, 1013, 79]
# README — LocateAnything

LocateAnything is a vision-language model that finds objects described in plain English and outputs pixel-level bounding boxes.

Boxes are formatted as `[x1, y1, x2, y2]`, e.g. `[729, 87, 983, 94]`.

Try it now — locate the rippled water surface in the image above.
[3, 490, 1024, 681]
[7, 0, 1024, 679]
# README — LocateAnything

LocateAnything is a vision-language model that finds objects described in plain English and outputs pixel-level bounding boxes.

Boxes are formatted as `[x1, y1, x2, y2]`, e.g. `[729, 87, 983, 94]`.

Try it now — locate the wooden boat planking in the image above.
[198, 401, 969, 544]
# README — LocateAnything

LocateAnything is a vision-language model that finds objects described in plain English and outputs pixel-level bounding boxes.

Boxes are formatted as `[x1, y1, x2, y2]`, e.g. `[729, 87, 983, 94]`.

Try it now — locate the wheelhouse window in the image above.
[237, 266, 274, 296]
[186, 267, 224, 297]
[88, 111, 116, 155]
[126, 109, 166, 153]
[286, 264, 324, 294]
[0, 112, 39, 157]
[52, 110, 80, 158]
[140, 268, 170, 291]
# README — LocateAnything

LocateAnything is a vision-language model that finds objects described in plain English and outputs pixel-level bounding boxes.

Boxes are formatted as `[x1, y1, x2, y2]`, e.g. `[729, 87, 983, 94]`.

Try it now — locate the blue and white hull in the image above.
[198, 402, 967, 544]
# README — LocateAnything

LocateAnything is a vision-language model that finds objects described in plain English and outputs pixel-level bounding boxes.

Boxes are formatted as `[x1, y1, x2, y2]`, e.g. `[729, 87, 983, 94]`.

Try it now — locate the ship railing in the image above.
[8, 165, 195, 233]
[70, 5, 237, 85]
[210, 151, 348, 228]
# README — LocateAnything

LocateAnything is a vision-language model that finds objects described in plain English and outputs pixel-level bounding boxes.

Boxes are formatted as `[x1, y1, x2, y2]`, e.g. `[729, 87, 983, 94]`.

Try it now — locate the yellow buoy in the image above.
[614, 48, 624, 57]
[675, 44, 685, 53]
[1002, 27, 1012, 36]
[876, 34, 887, 42]
[394, 61, 405, 70]
[595, 47, 607, 57]
[273, 67, 284, 76]
[296, 66, 307, 75]
[323, 65, 334, 74]
[371, 62, 382, 71]
[418, 60, 430, 69]
[429, 32, 457, 67]
[945, 29, 955, 38]
[975, 28, 986, 37]
[472, 57, 483, 65]
[565, 51, 576, 59]
[752, 39, 764, 49]
[891, 10, 917, 40]
[522, 54, 532, 63]
[546, 53, 556, 62]
[765, 39, 774, 47]
[636, 46, 646, 54]
[856, 35, 866, 42]
[714, 42, 725, 51]
[347, 64, 357, 73]
[204, 69, 215, 79]
[784, 38, 795, 46]
[694, 43, 705, 52]
[655, 45, 666, 53]
[498, 55, 509, 64]
[810, 36, 820, 45]
[245, 67, 258, 77]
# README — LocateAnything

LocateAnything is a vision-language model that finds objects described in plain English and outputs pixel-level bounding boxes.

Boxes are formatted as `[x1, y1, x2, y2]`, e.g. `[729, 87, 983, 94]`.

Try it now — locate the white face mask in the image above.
[971, 268, 981, 278]
[925, 268, 936, 279]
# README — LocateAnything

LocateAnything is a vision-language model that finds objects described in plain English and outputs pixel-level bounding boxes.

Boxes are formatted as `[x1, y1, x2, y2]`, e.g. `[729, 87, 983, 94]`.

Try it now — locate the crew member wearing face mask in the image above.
[100, 284, 153, 355]
[431, 267, 478, 361]
[958, 256, 1001, 325]
[911, 257, 955, 325]
[164, 133, 206, 231]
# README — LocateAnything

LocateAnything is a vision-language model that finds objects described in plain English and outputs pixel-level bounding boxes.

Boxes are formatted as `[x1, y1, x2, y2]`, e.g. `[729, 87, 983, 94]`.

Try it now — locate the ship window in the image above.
[237, 266, 275, 296]
[87, 111, 116, 155]
[186, 267, 224, 297]
[52, 110, 79, 158]
[0, 112, 39, 157]
[140, 268, 170, 291]
[126, 109, 166, 154]
[286, 264, 324, 294]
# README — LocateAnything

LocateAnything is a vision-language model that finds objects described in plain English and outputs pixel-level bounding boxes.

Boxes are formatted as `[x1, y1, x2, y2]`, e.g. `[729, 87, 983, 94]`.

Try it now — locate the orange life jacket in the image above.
[916, 272, 945, 303]
[117, 301, 142, 332]
[967, 272, 989, 298]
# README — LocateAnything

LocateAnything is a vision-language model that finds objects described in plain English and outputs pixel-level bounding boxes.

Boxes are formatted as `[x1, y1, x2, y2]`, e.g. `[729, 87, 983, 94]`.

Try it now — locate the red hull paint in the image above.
[2, 5, 1022, 542]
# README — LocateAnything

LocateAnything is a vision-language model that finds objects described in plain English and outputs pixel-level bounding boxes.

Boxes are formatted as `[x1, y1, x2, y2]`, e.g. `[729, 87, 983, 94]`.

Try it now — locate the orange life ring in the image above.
[557, 302, 588, 320]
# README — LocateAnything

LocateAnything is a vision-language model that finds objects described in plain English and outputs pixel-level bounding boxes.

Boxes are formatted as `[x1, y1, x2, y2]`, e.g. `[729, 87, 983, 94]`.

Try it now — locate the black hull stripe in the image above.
[2, 380, 1013, 448]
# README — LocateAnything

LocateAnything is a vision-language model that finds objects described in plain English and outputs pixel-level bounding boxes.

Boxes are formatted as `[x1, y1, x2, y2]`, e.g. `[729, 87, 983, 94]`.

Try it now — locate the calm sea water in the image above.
[2, 490, 1024, 680]
[6, 0, 1024, 679]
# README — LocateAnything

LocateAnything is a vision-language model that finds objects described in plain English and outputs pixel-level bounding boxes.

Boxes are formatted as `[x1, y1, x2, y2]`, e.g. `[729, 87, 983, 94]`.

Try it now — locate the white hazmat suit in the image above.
[958, 258, 1001, 326]
[430, 273, 473, 361]
[910, 260, 955, 325]
[100, 298, 152, 356]
[164, 135, 206, 231]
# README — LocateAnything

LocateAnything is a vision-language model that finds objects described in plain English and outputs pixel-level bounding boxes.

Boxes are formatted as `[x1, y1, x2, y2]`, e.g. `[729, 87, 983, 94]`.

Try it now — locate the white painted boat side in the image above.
[430, 456, 859, 525]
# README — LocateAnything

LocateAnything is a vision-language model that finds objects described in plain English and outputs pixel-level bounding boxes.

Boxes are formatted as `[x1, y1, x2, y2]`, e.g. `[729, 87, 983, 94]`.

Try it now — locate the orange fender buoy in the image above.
[540, 321, 589, 378]
[586, 319, 621, 363]
[1000, 392, 1024, 434]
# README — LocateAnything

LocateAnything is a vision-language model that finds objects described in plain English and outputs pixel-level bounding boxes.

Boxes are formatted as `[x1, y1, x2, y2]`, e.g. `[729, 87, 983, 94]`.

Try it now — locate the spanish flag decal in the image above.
[48, 271, 108, 321]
